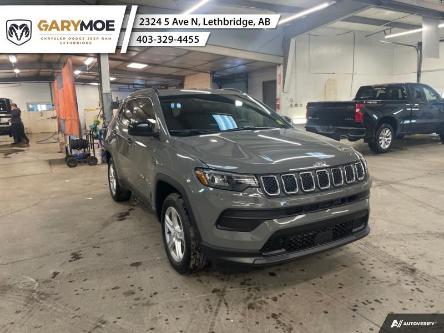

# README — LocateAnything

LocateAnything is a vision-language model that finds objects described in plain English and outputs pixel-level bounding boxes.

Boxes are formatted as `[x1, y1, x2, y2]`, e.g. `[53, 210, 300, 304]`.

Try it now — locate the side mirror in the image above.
[282, 115, 293, 125]
[128, 121, 158, 137]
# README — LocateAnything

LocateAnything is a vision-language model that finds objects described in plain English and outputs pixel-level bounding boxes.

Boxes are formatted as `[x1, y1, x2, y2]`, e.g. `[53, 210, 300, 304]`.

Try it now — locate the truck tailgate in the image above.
[306, 102, 358, 127]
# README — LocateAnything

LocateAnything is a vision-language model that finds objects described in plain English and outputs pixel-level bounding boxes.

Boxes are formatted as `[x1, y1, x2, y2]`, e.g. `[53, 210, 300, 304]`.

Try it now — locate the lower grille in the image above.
[261, 211, 368, 254]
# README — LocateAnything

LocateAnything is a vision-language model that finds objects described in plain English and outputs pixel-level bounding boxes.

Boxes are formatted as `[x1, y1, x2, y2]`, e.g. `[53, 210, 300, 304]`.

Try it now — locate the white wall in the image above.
[247, 66, 277, 102]
[393, 43, 444, 95]
[0, 82, 57, 133]
[0, 82, 132, 134]
[281, 30, 396, 120]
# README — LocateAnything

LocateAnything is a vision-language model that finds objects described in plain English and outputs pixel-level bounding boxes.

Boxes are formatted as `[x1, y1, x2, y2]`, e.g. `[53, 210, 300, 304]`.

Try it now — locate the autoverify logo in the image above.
[390, 319, 436, 329]
[380, 314, 443, 332]
[6, 20, 32, 45]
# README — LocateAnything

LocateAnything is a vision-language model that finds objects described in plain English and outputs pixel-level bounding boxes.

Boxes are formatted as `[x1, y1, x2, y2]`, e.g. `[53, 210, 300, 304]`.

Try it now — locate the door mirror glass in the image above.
[128, 121, 158, 137]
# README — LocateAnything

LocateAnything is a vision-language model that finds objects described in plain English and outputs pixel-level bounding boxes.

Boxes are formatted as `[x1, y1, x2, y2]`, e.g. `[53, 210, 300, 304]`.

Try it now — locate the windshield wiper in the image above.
[169, 129, 218, 136]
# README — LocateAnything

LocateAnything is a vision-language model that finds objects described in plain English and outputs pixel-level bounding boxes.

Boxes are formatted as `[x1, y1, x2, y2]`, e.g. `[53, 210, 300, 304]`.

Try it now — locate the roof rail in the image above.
[220, 88, 245, 93]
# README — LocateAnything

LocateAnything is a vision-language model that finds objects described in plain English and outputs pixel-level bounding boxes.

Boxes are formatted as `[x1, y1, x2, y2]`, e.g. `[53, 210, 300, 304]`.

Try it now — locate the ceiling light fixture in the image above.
[384, 28, 423, 39]
[89, 82, 99, 86]
[84, 57, 95, 65]
[278, 1, 336, 25]
[385, 22, 444, 39]
[110, 77, 116, 81]
[127, 62, 148, 69]
[9, 55, 17, 63]
[13, 68, 20, 74]
[74, 70, 81, 75]
[182, 0, 210, 15]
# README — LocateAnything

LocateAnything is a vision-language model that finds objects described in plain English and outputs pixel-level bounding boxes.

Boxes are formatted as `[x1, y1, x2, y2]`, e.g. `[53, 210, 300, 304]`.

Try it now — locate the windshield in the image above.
[159, 93, 289, 136]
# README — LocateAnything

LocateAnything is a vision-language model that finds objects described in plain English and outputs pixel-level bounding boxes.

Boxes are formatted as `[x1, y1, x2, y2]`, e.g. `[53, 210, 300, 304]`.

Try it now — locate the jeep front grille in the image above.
[331, 167, 344, 186]
[344, 165, 356, 183]
[259, 162, 367, 197]
[281, 174, 298, 194]
[260, 176, 279, 196]
[299, 171, 315, 192]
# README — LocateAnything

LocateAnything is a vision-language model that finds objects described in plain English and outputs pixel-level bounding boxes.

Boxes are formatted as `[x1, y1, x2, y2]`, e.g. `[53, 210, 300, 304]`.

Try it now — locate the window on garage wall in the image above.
[27, 102, 54, 112]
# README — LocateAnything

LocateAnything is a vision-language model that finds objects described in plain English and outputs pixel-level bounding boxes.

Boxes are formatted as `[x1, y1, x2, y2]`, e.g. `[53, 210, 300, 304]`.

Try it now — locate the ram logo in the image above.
[6, 20, 32, 46]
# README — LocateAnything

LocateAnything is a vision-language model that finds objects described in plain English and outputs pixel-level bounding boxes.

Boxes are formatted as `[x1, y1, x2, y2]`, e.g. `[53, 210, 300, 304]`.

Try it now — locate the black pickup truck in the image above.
[0, 98, 12, 136]
[306, 83, 444, 153]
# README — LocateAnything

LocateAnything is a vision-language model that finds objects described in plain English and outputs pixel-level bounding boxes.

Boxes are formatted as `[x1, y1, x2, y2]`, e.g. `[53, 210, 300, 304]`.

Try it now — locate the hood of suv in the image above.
[173, 128, 359, 174]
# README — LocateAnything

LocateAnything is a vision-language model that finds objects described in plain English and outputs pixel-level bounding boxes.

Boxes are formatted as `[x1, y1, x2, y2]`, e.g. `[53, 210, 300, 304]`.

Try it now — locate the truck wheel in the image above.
[108, 158, 131, 202]
[369, 123, 394, 154]
[161, 193, 207, 274]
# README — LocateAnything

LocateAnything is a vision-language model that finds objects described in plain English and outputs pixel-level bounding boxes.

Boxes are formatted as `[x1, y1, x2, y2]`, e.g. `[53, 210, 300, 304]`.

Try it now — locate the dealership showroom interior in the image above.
[1, 0, 444, 332]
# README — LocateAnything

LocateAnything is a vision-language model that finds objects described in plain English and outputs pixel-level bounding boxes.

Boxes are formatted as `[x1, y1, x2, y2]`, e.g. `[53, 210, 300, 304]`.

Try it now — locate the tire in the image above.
[369, 123, 394, 154]
[440, 133, 444, 143]
[108, 158, 131, 202]
[161, 193, 207, 274]
[66, 157, 78, 168]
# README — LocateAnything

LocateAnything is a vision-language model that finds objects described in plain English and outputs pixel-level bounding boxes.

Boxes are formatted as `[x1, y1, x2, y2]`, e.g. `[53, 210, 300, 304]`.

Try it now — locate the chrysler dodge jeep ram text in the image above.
[104, 89, 371, 274]
[306, 83, 444, 153]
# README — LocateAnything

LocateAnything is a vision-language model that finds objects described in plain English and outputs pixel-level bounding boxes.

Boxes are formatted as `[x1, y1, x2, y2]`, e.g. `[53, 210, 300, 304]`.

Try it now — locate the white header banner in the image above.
[0, 6, 126, 53]
[135, 15, 280, 29]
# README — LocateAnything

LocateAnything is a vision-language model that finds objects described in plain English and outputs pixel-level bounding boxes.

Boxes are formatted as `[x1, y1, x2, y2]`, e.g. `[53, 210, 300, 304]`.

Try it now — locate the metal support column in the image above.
[416, 43, 423, 83]
[98, 54, 113, 124]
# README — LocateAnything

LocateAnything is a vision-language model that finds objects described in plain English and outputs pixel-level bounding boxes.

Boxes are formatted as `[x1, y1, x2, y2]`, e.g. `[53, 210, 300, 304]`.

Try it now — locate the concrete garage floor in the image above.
[1, 133, 444, 333]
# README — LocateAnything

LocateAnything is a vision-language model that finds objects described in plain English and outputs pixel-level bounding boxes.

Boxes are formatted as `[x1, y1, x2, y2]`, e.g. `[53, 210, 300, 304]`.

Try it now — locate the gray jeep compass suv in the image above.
[105, 88, 371, 274]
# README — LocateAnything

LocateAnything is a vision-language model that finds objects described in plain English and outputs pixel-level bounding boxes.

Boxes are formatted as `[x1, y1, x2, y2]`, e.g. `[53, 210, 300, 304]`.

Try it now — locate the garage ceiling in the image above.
[0, 0, 443, 87]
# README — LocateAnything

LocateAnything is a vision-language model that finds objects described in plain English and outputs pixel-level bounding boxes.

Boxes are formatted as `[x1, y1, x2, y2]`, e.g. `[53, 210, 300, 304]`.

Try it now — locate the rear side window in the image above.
[356, 86, 407, 101]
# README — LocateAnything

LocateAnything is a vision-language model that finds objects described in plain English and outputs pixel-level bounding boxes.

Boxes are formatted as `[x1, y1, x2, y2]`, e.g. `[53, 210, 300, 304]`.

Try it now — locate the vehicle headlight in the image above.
[195, 168, 259, 191]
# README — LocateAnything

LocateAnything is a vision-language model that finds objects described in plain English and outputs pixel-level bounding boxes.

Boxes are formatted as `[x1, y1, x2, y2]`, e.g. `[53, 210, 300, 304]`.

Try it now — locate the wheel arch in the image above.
[154, 174, 202, 241]
[376, 116, 399, 136]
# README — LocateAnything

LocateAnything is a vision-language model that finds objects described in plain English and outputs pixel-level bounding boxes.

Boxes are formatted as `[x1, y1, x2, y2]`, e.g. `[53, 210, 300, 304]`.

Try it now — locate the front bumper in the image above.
[201, 209, 369, 265]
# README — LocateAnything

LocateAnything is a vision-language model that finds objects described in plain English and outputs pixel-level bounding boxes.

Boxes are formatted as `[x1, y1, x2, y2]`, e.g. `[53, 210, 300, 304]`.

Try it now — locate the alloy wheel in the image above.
[109, 163, 117, 195]
[379, 128, 392, 149]
[164, 206, 185, 262]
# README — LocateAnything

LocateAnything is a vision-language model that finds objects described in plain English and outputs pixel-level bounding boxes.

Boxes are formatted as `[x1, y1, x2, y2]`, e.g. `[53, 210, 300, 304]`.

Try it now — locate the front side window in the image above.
[412, 86, 427, 103]
[132, 98, 157, 124]
[159, 93, 288, 136]
[120, 101, 133, 126]
[422, 85, 440, 103]
[119, 98, 157, 127]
